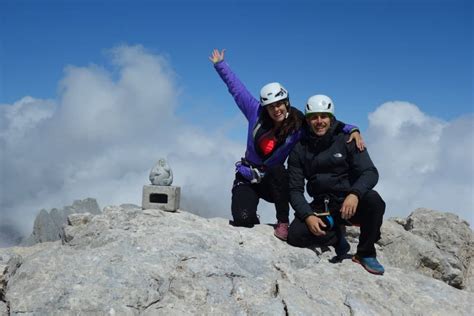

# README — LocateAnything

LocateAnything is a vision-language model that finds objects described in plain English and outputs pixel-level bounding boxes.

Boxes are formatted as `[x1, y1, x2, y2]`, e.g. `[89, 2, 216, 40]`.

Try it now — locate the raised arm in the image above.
[209, 49, 260, 121]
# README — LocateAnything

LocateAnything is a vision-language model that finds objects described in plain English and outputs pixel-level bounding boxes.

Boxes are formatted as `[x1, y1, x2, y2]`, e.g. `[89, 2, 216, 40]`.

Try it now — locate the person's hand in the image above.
[304, 215, 326, 236]
[340, 194, 359, 220]
[347, 131, 365, 151]
[209, 49, 225, 64]
[235, 162, 264, 183]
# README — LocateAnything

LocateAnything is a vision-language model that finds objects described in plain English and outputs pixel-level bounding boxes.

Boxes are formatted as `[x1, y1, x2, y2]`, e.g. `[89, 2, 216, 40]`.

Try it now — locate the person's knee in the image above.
[231, 183, 259, 227]
[287, 220, 306, 247]
[287, 218, 332, 248]
[365, 190, 385, 216]
[287, 230, 306, 247]
[288, 222, 338, 248]
[230, 219, 257, 228]
[231, 208, 259, 228]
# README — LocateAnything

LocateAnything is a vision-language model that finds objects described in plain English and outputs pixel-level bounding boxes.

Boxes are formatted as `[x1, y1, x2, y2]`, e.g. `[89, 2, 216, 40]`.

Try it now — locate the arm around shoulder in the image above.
[339, 120, 365, 151]
[346, 140, 379, 198]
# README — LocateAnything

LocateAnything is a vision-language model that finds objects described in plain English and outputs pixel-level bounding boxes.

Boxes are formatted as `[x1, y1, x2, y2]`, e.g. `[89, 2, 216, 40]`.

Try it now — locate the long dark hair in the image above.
[260, 100, 302, 143]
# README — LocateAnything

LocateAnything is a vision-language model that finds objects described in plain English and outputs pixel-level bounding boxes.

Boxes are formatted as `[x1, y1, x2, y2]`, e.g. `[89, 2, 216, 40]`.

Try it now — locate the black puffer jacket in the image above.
[288, 120, 379, 220]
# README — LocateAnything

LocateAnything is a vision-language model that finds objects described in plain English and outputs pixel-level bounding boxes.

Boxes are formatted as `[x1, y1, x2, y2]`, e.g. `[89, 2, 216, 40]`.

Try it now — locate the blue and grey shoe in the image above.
[352, 255, 385, 275]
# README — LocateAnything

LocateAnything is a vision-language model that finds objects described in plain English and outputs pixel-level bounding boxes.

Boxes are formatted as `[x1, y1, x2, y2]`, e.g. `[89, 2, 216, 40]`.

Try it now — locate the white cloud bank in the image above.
[367, 102, 474, 225]
[1, 46, 472, 246]
[0, 45, 245, 241]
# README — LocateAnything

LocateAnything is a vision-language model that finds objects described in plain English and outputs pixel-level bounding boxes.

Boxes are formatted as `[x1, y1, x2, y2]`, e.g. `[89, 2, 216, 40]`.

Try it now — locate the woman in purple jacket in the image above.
[209, 49, 364, 240]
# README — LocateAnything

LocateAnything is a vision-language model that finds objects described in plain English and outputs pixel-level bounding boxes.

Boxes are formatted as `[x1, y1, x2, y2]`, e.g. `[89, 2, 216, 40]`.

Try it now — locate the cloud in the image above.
[0, 96, 56, 144]
[0, 45, 247, 242]
[367, 101, 474, 225]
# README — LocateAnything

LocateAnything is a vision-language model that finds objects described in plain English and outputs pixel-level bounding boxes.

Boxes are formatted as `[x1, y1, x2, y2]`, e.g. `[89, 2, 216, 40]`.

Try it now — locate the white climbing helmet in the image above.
[259, 82, 289, 106]
[305, 94, 335, 116]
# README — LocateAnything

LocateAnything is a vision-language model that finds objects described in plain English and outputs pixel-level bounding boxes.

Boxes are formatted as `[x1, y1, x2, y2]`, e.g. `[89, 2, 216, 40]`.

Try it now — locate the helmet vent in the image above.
[304, 94, 334, 116]
[259, 82, 288, 106]
[275, 89, 285, 97]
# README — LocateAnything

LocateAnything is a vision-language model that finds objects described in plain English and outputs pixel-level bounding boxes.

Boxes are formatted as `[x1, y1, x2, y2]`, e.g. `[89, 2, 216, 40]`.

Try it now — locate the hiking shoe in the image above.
[274, 222, 289, 241]
[352, 255, 385, 275]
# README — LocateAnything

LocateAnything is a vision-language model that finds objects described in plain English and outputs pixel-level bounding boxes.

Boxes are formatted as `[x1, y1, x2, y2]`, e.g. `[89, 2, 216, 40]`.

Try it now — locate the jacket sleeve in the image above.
[288, 145, 314, 220]
[339, 120, 359, 134]
[346, 137, 379, 198]
[214, 60, 260, 121]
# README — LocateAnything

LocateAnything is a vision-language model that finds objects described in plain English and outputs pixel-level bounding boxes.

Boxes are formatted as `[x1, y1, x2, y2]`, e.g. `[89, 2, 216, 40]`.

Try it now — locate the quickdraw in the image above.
[313, 196, 335, 230]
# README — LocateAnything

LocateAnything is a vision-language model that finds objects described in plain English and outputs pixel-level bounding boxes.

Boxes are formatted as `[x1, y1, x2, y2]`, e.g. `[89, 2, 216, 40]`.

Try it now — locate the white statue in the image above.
[149, 158, 173, 186]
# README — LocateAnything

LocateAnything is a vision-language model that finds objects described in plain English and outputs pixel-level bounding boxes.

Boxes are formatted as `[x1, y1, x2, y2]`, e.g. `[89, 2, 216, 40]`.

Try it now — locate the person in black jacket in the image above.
[287, 94, 386, 275]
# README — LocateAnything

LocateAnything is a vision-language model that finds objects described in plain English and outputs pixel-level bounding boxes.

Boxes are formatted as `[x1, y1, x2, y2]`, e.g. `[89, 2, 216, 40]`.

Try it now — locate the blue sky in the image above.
[1, 0, 473, 244]
[2, 0, 472, 128]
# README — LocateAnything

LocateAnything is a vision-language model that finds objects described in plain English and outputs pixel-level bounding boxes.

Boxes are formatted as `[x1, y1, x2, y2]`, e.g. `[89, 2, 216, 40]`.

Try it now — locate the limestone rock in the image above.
[467, 259, 474, 292]
[21, 198, 101, 246]
[377, 208, 473, 290]
[406, 209, 473, 284]
[0, 254, 23, 316]
[2, 206, 472, 315]
[0, 302, 6, 316]
[67, 213, 93, 227]
[0, 264, 6, 303]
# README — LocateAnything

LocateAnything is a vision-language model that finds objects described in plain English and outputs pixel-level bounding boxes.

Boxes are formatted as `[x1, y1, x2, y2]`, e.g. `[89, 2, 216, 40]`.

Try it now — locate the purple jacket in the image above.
[214, 61, 356, 168]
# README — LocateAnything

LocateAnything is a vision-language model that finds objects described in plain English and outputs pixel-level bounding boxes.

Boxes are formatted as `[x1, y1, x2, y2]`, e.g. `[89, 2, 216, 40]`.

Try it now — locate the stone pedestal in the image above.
[142, 185, 180, 212]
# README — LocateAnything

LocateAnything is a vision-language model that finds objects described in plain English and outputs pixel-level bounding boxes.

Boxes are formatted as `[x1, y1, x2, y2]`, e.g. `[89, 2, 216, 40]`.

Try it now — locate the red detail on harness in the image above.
[259, 135, 277, 156]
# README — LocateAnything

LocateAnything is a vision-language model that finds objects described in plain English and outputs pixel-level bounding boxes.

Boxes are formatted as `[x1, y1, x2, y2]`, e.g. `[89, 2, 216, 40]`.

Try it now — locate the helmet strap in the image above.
[285, 100, 290, 119]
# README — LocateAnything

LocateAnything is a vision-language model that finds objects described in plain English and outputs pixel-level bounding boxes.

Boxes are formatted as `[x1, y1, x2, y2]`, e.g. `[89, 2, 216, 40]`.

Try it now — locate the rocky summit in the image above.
[20, 198, 101, 246]
[1, 205, 473, 315]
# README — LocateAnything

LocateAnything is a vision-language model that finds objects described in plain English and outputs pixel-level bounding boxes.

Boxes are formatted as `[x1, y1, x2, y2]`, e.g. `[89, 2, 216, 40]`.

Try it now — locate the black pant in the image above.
[288, 190, 385, 257]
[231, 164, 290, 227]
[287, 215, 339, 247]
